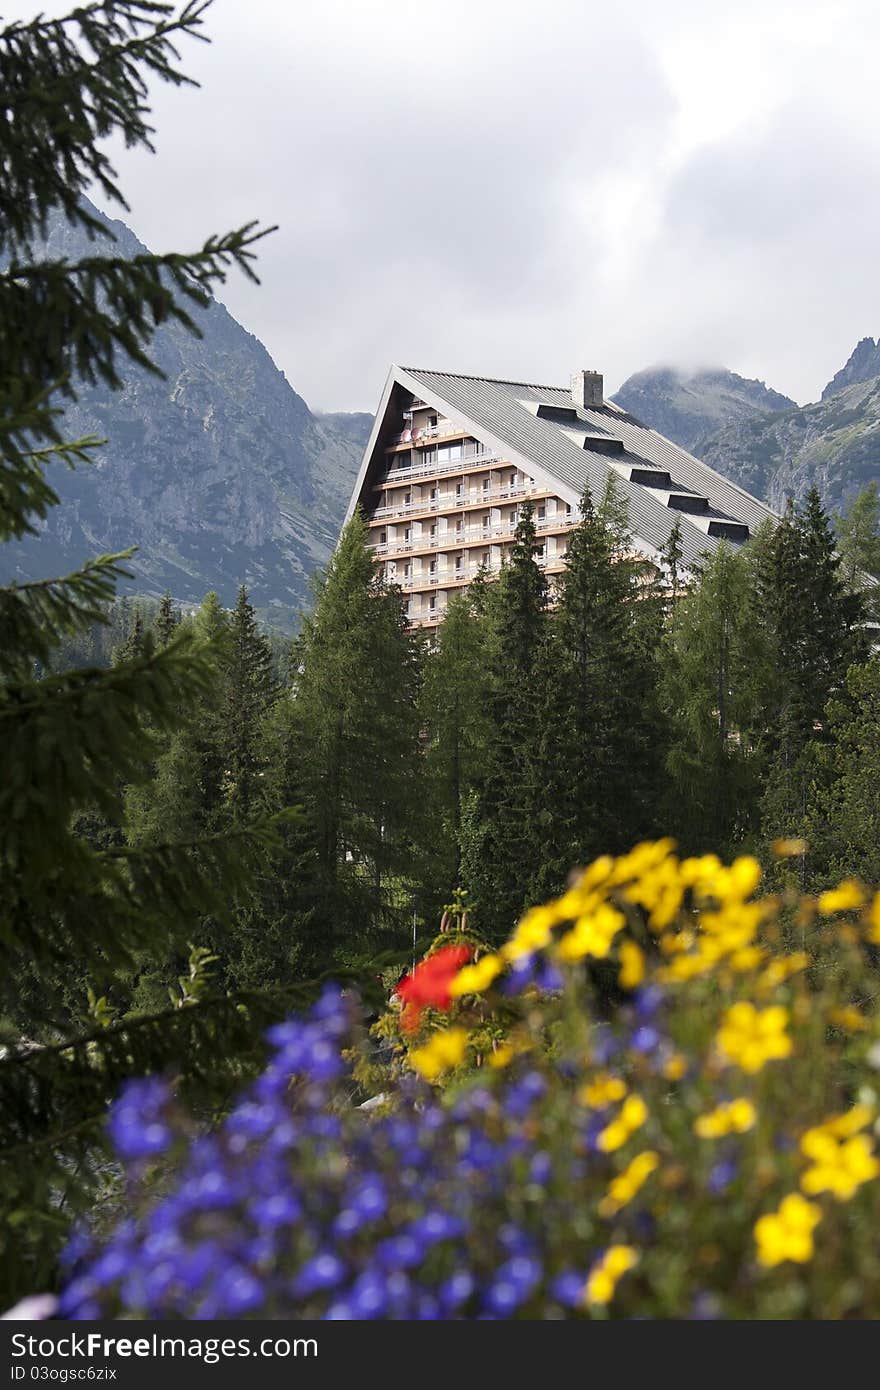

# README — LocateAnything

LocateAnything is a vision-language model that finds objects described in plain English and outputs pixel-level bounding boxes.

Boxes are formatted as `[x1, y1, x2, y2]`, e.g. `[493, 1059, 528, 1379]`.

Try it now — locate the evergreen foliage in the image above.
[461, 501, 549, 940]
[534, 487, 665, 896]
[663, 543, 764, 854]
[0, 0, 281, 1304]
[275, 512, 423, 961]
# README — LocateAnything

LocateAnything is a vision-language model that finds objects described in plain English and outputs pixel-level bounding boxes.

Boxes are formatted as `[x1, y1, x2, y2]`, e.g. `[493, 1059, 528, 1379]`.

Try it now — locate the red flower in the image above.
[395, 945, 473, 1033]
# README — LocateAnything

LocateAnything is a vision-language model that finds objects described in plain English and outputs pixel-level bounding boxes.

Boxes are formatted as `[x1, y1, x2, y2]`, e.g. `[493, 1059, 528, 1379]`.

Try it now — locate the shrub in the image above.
[60, 841, 880, 1319]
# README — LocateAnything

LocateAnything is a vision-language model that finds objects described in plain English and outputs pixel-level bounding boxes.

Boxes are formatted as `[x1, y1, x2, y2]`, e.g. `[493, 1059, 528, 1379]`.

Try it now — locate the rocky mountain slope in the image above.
[612, 366, 796, 457]
[614, 345, 880, 515]
[1, 200, 370, 624]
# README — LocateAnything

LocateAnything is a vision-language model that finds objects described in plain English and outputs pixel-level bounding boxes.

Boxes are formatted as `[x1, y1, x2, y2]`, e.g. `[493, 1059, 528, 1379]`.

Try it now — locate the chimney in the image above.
[571, 369, 604, 410]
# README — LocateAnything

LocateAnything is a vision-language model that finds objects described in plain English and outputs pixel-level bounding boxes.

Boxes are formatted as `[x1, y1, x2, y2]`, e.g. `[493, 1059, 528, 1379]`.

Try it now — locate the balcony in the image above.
[391, 419, 464, 446]
[371, 512, 577, 556]
[393, 550, 567, 593]
[380, 448, 503, 484]
[371, 482, 549, 521]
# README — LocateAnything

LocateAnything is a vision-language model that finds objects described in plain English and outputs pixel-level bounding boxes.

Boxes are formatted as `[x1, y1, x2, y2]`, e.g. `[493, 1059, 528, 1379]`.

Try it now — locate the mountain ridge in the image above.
[0, 199, 370, 625]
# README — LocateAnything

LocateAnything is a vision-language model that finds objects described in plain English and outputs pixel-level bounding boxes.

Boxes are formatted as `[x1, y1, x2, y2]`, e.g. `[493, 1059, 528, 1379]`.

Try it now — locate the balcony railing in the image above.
[393, 551, 565, 593]
[371, 482, 546, 521]
[392, 420, 463, 446]
[370, 512, 576, 555]
[381, 448, 503, 484]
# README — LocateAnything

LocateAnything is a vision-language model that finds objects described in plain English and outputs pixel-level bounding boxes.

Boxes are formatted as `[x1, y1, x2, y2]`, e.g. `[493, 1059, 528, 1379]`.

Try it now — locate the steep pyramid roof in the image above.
[346, 365, 778, 566]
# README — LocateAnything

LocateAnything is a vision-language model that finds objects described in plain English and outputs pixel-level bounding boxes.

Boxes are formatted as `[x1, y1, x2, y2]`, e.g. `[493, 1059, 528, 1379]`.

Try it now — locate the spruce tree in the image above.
[753, 490, 867, 844]
[0, 2, 285, 1302]
[154, 591, 180, 646]
[534, 487, 665, 896]
[223, 585, 278, 823]
[662, 543, 764, 854]
[278, 513, 423, 960]
[461, 500, 549, 940]
[837, 482, 880, 618]
[418, 591, 491, 906]
[802, 658, 880, 887]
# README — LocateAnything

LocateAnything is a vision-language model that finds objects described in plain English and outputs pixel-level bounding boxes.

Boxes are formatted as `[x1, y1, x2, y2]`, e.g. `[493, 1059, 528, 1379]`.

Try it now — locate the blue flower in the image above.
[292, 1253, 346, 1300]
[107, 1076, 173, 1161]
[551, 1270, 587, 1307]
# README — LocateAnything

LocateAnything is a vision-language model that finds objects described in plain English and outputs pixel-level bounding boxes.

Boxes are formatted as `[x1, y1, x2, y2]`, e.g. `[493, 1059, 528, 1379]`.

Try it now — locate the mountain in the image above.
[1, 200, 370, 625]
[821, 337, 880, 400]
[614, 346, 880, 516]
[612, 366, 796, 457]
[696, 370, 880, 514]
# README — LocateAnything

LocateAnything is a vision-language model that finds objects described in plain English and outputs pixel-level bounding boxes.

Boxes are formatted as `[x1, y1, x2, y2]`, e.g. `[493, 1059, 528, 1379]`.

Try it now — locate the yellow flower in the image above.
[829, 1005, 869, 1033]
[716, 1002, 792, 1074]
[758, 952, 810, 992]
[503, 905, 557, 961]
[823, 1103, 874, 1138]
[818, 880, 866, 915]
[579, 1072, 627, 1108]
[729, 946, 766, 972]
[800, 1128, 880, 1200]
[597, 1094, 648, 1152]
[598, 1151, 659, 1216]
[557, 903, 626, 962]
[585, 1245, 639, 1305]
[618, 940, 646, 989]
[488, 1043, 514, 1069]
[662, 1052, 688, 1081]
[694, 1098, 757, 1139]
[754, 1193, 821, 1267]
[773, 838, 808, 858]
[408, 1026, 468, 1081]
[449, 954, 502, 997]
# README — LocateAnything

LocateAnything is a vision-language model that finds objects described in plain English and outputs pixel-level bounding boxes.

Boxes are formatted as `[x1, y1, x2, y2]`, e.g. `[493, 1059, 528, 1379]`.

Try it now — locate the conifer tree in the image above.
[752, 489, 867, 843]
[533, 487, 665, 896]
[418, 591, 491, 905]
[836, 482, 880, 617]
[223, 585, 278, 823]
[279, 513, 423, 958]
[662, 543, 764, 854]
[461, 500, 549, 940]
[154, 591, 180, 646]
[0, 1, 282, 1302]
[802, 658, 880, 887]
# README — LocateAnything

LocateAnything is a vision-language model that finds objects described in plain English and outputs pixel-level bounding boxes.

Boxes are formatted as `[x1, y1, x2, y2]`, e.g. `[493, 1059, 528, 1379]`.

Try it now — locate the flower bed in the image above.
[60, 842, 880, 1319]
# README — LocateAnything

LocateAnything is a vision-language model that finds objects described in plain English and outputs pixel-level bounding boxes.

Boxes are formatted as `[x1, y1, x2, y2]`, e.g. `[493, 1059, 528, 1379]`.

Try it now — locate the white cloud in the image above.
[6, 0, 880, 408]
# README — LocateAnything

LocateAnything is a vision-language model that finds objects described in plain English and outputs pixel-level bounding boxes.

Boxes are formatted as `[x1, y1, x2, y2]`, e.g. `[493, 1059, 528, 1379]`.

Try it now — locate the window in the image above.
[404, 492, 411, 505]
[430, 487, 437, 501]
[537, 544, 546, 559]
[404, 528, 411, 542]
[429, 594, 437, 612]
[509, 473, 517, 488]
[404, 563, 411, 578]
[482, 478, 490, 491]
[538, 506, 546, 520]
[456, 519, 463, 533]
[379, 531, 387, 544]
[566, 503, 573, 516]
[429, 559, 437, 575]
[455, 554, 463, 571]
[482, 551, 490, 565]
[438, 443, 463, 463]
[455, 481, 463, 497]
[428, 415, 438, 428]
[430, 523, 437, 537]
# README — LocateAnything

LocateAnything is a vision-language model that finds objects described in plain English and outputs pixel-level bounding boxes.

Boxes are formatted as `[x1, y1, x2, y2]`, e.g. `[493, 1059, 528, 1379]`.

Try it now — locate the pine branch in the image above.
[0, 551, 135, 676]
[0, 2, 214, 253]
[1, 225, 275, 402]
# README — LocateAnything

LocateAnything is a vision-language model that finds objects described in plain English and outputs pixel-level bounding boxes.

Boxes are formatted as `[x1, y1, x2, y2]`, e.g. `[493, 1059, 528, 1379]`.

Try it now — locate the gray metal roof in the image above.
[346, 366, 778, 568]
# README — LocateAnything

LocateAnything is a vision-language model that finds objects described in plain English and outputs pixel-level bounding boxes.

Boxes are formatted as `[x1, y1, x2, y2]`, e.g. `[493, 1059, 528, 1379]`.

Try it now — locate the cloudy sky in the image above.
[25, 0, 880, 410]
